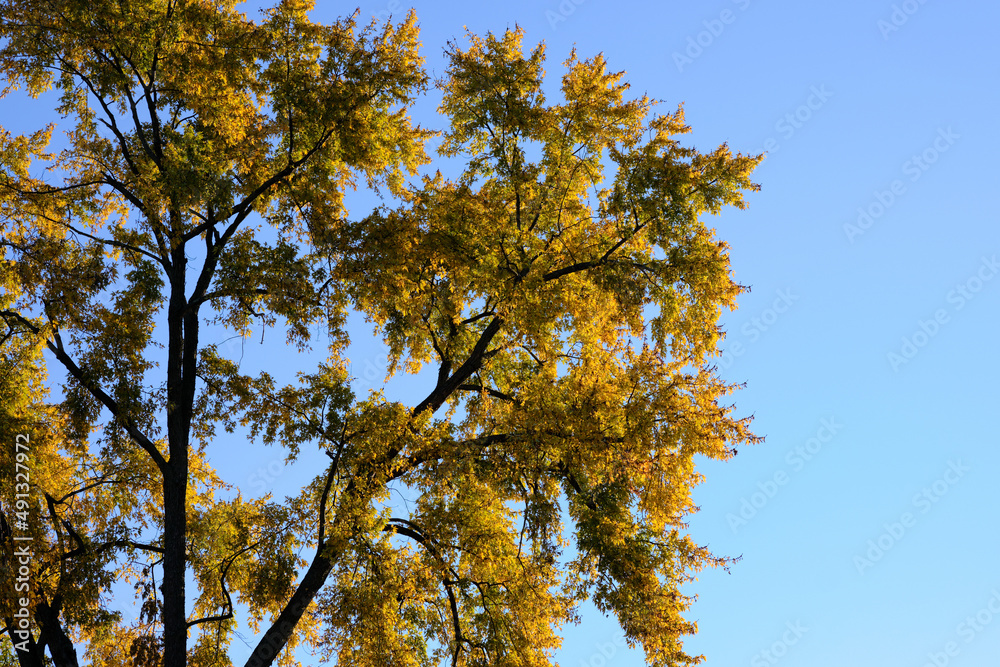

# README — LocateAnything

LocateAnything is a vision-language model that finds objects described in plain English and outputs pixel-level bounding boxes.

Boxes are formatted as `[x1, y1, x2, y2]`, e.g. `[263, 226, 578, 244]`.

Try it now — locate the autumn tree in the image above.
[0, 1, 762, 666]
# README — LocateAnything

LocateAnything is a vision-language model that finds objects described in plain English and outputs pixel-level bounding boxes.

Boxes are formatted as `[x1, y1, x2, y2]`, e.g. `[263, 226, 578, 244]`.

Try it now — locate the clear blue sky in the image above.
[11, 0, 1000, 665]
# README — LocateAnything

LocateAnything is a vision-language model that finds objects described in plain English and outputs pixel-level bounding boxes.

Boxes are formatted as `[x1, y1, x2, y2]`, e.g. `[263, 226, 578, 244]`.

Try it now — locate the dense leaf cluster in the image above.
[1, 2, 761, 666]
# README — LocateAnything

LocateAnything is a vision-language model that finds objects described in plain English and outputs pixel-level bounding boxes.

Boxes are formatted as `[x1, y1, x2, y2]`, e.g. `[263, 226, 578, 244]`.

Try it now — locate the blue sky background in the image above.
[8, 0, 1000, 665]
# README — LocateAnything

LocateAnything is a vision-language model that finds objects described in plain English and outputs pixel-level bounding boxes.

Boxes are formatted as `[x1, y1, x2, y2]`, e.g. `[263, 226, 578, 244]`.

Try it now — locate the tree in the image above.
[0, 1, 762, 665]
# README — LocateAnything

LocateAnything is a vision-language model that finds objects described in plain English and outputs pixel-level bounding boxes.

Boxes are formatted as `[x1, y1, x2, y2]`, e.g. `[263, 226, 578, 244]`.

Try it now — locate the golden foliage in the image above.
[1, 6, 760, 667]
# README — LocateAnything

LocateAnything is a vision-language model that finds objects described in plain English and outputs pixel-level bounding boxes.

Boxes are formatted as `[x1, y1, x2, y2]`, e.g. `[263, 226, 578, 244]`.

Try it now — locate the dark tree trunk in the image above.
[242, 550, 334, 667]
[35, 597, 79, 667]
[161, 237, 191, 667]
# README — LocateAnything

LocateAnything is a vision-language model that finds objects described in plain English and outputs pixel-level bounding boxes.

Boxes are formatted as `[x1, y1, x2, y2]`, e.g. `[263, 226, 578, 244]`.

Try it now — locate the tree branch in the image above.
[385, 518, 465, 667]
[412, 316, 505, 419]
[457, 383, 519, 405]
[23, 319, 168, 473]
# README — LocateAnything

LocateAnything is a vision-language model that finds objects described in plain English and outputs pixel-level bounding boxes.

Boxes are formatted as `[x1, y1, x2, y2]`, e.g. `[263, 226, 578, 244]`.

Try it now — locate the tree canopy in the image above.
[0, 1, 762, 666]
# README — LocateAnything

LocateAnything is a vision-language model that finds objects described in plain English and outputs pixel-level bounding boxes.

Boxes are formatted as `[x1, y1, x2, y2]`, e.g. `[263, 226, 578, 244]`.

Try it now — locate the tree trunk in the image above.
[35, 597, 79, 667]
[242, 550, 335, 667]
[162, 239, 191, 667]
